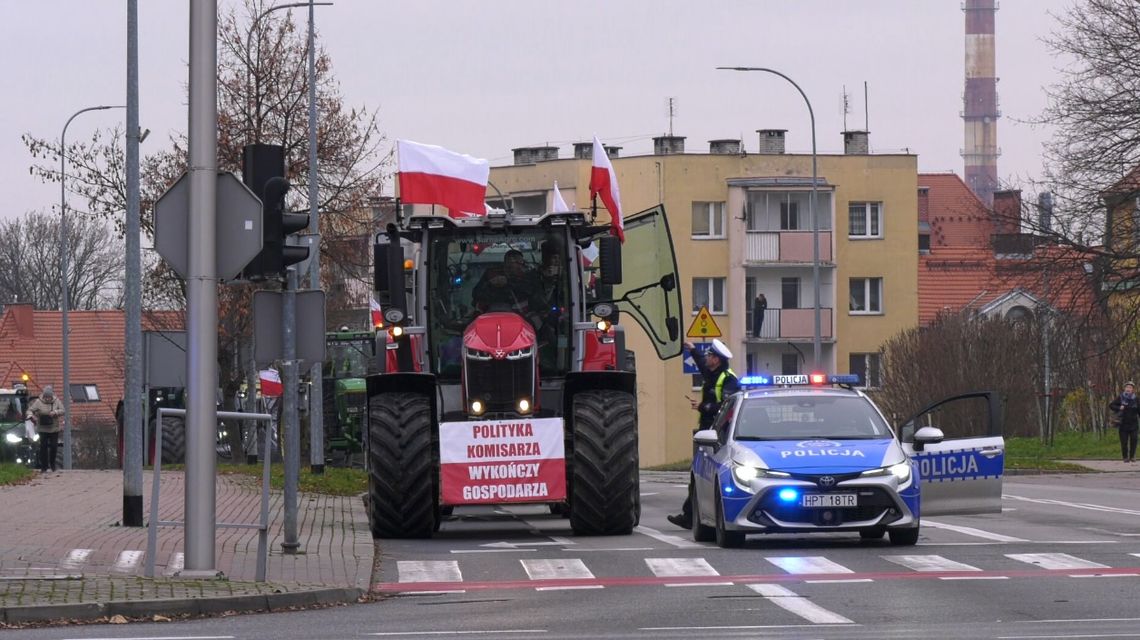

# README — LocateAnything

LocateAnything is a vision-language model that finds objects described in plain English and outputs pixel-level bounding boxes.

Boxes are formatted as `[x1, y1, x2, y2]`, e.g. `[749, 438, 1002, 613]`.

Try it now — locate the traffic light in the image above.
[239, 143, 310, 281]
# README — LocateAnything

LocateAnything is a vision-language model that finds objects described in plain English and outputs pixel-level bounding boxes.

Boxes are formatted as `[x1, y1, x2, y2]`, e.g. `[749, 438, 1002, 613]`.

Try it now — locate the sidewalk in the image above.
[0, 469, 374, 626]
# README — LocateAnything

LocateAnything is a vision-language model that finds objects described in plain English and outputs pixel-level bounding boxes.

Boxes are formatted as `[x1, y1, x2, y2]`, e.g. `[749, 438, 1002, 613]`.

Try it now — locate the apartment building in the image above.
[482, 131, 918, 466]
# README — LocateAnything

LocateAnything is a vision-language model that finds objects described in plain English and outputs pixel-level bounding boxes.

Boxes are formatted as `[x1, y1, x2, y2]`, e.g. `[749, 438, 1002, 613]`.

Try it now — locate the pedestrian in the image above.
[752, 294, 767, 337]
[27, 386, 64, 472]
[668, 338, 740, 529]
[1109, 381, 1139, 463]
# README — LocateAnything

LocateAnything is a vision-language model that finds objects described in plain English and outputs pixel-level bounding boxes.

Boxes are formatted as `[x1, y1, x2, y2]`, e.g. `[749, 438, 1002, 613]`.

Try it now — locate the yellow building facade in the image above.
[488, 134, 918, 466]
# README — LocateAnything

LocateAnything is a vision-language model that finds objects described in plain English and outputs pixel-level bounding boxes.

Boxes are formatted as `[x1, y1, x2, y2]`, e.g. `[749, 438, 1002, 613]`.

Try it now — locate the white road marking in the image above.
[746, 583, 854, 625]
[397, 560, 463, 583]
[163, 552, 184, 577]
[112, 550, 144, 574]
[998, 635, 1140, 639]
[884, 554, 981, 572]
[634, 525, 703, 549]
[645, 557, 720, 578]
[1071, 573, 1140, 578]
[60, 636, 236, 640]
[401, 590, 467, 595]
[923, 519, 1027, 542]
[573, 547, 655, 552]
[534, 585, 604, 591]
[451, 549, 537, 554]
[1005, 494, 1140, 517]
[366, 631, 547, 636]
[766, 556, 853, 575]
[666, 581, 736, 587]
[805, 578, 875, 584]
[61, 549, 92, 570]
[520, 558, 593, 581]
[1006, 553, 1109, 570]
[940, 575, 1010, 580]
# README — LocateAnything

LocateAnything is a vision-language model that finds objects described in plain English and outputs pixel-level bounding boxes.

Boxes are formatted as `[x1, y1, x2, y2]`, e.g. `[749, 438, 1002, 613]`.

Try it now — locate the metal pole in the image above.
[282, 267, 301, 552]
[306, 0, 325, 475]
[123, 0, 143, 527]
[718, 66, 823, 368]
[184, 0, 220, 576]
[60, 104, 120, 471]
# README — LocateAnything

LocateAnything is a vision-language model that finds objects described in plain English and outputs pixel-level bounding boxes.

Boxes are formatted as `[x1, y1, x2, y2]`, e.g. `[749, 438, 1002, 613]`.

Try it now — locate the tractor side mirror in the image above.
[598, 236, 622, 285]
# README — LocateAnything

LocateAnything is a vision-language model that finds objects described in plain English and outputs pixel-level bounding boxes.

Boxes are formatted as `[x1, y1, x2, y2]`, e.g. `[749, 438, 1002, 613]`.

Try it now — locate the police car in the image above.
[689, 373, 1004, 548]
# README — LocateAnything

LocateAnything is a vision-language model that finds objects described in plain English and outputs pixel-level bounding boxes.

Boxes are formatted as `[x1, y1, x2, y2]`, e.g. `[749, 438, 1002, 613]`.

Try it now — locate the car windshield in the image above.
[734, 394, 892, 440]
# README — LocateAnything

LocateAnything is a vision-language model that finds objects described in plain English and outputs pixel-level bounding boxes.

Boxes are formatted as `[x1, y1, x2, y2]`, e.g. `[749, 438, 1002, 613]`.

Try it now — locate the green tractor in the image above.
[322, 329, 375, 466]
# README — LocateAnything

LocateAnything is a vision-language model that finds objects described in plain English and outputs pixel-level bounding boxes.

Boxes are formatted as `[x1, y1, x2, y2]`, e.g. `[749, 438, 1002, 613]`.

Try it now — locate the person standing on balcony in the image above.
[752, 294, 767, 337]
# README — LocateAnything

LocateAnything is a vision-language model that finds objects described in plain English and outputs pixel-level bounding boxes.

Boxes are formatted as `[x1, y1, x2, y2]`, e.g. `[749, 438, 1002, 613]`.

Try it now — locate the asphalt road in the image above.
[18, 470, 1140, 639]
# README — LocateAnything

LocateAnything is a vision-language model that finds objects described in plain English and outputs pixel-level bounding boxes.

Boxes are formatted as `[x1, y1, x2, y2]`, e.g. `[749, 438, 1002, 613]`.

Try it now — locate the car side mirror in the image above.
[913, 426, 944, 452]
[693, 429, 719, 448]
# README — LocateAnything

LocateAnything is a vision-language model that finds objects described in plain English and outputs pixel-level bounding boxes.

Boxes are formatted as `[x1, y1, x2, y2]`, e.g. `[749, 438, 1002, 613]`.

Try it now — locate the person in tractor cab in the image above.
[472, 249, 540, 315]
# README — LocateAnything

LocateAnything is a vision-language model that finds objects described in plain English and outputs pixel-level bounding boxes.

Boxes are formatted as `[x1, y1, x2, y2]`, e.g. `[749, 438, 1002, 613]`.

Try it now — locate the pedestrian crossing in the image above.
[387, 551, 1140, 587]
[0, 549, 185, 577]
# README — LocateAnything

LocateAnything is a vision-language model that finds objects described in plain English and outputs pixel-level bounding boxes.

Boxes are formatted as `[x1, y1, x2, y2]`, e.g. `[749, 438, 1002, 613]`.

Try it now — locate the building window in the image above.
[781, 277, 800, 309]
[692, 277, 726, 314]
[781, 353, 800, 375]
[780, 201, 799, 230]
[918, 233, 930, 254]
[69, 384, 100, 403]
[691, 202, 725, 238]
[849, 277, 883, 314]
[849, 202, 882, 238]
[849, 353, 882, 388]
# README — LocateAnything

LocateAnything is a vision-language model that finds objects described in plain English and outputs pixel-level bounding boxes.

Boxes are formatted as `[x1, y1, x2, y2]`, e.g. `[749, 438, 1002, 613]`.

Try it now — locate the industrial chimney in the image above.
[962, 0, 1000, 207]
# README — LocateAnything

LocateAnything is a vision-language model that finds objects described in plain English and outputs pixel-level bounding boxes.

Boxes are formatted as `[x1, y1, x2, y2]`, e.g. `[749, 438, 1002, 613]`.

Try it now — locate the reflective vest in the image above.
[715, 368, 736, 403]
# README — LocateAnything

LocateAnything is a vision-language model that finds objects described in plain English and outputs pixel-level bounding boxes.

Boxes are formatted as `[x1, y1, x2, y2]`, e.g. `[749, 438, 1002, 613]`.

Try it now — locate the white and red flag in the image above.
[370, 296, 383, 328]
[259, 369, 283, 398]
[397, 139, 490, 218]
[588, 135, 624, 242]
[552, 181, 571, 213]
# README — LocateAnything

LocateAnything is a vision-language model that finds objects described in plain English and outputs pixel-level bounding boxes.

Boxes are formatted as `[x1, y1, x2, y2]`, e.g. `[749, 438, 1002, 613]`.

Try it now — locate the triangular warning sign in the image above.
[686, 305, 723, 338]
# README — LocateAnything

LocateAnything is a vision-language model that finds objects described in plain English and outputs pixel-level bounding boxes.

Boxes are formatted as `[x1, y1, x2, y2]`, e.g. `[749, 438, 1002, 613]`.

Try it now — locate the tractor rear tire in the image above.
[367, 392, 438, 539]
[569, 390, 639, 536]
[159, 416, 186, 464]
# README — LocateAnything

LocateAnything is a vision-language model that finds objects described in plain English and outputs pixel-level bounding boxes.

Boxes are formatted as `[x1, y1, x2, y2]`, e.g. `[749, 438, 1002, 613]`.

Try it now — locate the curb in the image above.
[1, 587, 364, 625]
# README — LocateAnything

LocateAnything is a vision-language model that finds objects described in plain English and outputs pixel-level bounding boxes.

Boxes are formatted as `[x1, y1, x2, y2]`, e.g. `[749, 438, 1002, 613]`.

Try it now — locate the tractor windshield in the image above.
[427, 228, 573, 380]
[325, 336, 372, 378]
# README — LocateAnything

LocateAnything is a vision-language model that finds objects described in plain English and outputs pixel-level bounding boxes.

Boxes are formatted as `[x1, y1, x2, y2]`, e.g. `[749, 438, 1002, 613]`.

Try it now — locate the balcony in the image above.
[746, 308, 833, 341]
[746, 231, 832, 264]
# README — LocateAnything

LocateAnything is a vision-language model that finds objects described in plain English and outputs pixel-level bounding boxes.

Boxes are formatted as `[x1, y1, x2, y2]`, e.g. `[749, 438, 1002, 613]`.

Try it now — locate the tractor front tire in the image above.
[367, 392, 438, 539]
[159, 416, 186, 464]
[569, 390, 639, 536]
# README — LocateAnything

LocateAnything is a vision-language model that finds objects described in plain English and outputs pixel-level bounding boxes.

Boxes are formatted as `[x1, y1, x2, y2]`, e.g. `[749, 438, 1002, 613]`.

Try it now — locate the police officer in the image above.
[668, 338, 740, 529]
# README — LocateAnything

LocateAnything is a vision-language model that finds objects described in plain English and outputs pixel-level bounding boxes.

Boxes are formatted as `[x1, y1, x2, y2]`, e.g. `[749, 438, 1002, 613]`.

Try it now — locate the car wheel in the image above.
[859, 527, 886, 540]
[691, 481, 714, 542]
[889, 526, 920, 546]
[714, 487, 744, 549]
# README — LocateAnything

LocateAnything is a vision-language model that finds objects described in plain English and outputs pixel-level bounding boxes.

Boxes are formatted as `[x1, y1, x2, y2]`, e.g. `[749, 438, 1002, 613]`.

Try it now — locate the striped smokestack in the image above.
[963, 0, 1000, 208]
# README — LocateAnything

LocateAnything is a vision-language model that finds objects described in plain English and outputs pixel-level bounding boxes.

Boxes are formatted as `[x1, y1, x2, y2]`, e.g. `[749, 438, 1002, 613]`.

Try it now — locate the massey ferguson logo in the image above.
[494, 349, 506, 359]
[817, 476, 837, 488]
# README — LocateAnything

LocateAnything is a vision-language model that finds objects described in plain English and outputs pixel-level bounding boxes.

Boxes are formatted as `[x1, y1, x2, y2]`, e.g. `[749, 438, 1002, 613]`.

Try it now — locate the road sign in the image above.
[682, 343, 712, 373]
[144, 331, 186, 387]
[253, 290, 327, 367]
[154, 171, 264, 281]
[685, 305, 723, 338]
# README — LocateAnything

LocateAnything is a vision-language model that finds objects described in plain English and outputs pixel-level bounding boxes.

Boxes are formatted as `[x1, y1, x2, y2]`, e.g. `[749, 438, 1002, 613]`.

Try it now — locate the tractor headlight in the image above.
[390, 325, 404, 338]
[470, 399, 485, 416]
[4, 432, 20, 444]
[517, 398, 531, 414]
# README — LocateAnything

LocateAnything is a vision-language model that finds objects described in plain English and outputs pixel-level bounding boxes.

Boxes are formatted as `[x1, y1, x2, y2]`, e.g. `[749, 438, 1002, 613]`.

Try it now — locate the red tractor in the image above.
[367, 206, 682, 538]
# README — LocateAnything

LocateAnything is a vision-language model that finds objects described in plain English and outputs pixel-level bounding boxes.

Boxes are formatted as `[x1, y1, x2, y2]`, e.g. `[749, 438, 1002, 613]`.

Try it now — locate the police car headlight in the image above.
[732, 465, 759, 483]
[888, 461, 912, 483]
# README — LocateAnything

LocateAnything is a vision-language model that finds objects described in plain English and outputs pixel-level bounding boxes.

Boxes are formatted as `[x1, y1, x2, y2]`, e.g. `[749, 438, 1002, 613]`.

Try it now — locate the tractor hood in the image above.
[335, 378, 366, 394]
[464, 312, 536, 358]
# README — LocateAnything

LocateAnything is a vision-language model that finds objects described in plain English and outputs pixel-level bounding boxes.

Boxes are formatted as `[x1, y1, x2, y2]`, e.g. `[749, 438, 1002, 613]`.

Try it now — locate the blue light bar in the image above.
[740, 375, 772, 386]
[829, 374, 861, 385]
[741, 373, 862, 387]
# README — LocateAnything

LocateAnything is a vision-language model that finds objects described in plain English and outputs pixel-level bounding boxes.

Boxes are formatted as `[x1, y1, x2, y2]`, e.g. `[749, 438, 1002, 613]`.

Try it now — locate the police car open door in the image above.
[899, 391, 1004, 516]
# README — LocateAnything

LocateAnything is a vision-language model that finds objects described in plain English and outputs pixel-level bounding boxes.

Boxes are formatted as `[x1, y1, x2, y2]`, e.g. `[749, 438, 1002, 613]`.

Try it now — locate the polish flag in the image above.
[552, 181, 571, 213]
[370, 297, 383, 328]
[397, 140, 490, 217]
[259, 369, 283, 398]
[589, 135, 624, 242]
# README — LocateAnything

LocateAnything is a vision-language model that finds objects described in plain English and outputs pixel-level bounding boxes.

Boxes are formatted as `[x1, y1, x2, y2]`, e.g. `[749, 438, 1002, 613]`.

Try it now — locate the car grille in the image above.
[466, 355, 534, 413]
[751, 486, 900, 527]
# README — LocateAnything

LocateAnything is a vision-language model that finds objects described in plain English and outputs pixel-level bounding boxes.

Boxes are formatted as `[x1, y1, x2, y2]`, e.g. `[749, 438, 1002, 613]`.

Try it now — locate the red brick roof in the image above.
[917, 174, 1098, 325]
[0, 305, 183, 427]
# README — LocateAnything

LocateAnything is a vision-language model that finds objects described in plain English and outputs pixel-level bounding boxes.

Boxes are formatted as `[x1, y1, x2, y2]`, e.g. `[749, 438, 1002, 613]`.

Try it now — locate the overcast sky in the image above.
[1, 0, 1074, 221]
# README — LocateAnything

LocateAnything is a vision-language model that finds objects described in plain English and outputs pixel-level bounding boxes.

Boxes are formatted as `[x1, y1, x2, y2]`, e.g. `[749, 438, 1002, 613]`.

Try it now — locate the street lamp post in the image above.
[718, 66, 822, 369]
[60, 104, 124, 471]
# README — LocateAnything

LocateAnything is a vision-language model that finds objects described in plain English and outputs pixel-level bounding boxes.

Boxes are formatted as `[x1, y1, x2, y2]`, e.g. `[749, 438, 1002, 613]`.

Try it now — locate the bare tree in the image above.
[0, 211, 125, 311]
[21, 0, 390, 393]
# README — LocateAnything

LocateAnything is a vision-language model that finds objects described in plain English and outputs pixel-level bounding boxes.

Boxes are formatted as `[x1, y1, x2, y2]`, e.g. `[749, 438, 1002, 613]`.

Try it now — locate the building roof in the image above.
[918, 173, 994, 249]
[0, 305, 183, 426]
